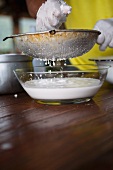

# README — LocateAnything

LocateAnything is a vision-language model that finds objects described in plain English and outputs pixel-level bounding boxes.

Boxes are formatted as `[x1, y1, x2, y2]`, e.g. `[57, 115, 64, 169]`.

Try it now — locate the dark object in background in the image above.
[0, 53, 32, 94]
[0, 0, 29, 19]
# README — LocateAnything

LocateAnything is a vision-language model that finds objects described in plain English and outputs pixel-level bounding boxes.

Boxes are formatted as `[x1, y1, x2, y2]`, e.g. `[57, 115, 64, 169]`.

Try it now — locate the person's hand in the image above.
[36, 0, 72, 32]
[94, 18, 113, 51]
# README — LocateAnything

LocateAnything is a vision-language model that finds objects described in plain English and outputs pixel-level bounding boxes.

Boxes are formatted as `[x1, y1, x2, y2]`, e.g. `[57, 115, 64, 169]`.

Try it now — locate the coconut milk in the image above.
[22, 78, 101, 100]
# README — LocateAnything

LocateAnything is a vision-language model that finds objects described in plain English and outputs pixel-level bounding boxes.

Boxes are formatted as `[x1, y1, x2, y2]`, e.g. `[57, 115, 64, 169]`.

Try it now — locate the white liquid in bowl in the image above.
[22, 77, 101, 100]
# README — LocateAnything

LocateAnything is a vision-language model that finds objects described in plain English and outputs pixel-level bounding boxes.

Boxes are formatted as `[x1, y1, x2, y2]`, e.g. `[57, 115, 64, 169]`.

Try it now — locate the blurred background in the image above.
[0, 0, 36, 54]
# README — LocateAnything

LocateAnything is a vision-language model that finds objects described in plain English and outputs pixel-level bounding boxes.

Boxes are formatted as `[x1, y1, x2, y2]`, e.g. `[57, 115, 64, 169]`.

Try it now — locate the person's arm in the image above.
[25, 0, 46, 18]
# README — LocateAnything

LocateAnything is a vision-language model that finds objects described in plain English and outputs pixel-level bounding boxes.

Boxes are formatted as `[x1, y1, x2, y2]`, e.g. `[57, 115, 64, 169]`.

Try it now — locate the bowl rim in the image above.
[89, 56, 113, 61]
[13, 64, 110, 74]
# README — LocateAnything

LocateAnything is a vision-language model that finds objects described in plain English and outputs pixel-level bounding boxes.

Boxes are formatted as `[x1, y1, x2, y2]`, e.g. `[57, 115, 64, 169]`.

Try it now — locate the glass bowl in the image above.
[14, 64, 109, 105]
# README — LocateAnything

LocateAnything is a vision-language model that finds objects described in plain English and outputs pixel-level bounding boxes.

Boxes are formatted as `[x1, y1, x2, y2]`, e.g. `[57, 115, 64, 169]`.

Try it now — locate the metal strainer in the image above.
[3, 29, 100, 60]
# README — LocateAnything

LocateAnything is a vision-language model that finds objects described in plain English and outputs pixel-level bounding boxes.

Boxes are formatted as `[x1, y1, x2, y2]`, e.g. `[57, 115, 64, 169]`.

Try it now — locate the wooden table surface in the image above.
[0, 82, 113, 170]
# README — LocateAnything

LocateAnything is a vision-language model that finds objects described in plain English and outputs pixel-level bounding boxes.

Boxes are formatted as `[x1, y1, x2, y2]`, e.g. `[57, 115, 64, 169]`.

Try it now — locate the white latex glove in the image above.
[94, 18, 113, 51]
[36, 0, 72, 32]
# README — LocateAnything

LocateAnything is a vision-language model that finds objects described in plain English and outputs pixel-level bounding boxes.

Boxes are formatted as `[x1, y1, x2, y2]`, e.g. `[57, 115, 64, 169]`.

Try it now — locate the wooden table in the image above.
[0, 82, 113, 170]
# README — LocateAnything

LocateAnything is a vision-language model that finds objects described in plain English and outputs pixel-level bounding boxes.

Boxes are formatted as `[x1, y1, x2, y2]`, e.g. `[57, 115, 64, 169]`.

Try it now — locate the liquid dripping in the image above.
[36, 57, 67, 67]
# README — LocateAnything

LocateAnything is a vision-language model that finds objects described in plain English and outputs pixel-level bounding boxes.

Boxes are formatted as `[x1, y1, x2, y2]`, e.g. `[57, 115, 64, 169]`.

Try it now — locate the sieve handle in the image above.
[3, 33, 29, 41]
[3, 30, 57, 41]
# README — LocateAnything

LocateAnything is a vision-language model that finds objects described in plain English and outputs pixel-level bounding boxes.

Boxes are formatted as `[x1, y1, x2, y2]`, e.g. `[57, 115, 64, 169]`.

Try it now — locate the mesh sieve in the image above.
[3, 29, 100, 60]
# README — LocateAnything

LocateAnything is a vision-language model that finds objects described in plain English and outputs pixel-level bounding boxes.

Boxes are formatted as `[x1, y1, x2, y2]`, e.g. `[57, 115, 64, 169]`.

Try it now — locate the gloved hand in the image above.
[36, 0, 71, 32]
[94, 18, 113, 51]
